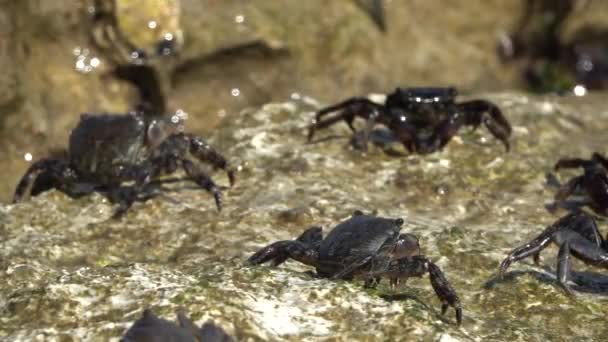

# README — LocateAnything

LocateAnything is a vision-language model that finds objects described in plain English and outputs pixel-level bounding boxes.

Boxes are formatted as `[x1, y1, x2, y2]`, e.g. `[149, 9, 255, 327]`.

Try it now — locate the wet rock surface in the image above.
[3, 92, 608, 340]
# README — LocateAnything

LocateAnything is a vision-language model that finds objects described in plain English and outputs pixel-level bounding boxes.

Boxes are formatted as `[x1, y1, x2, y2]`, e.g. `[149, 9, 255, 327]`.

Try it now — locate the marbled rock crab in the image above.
[13, 108, 234, 218]
[121, 309, 234, 342]
[247, 210, 463, 325]
[499, 211, 608, 294]
[307, 87, 511, 154]
[552, 152, 608, 215]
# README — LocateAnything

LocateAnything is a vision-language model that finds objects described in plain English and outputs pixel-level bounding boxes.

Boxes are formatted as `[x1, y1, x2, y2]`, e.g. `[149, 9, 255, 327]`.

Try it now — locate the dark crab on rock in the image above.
[247, 210, 463, 325]
[13, 108, 235, 218]
[121, 309, 233, 342]
[307, 87, 512, 154]
[499, 211, 608, 294]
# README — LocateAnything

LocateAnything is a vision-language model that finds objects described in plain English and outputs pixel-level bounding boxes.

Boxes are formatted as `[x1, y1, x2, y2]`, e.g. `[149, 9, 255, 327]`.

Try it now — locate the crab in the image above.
[247, 210, 462, 325]
[13, 108, 234, 218]
[121, 308, 233, 342]
[307, 87, 512, 154]
[551, 152, 608, 215]
[499, 211, 608, 294]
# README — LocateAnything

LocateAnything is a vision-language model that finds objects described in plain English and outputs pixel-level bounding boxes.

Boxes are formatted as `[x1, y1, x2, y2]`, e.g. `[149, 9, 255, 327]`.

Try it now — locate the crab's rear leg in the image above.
[13, 158, 78, 202]
[457, 100, 512, 151]
[308, 98, 384, 142]
[247, 226, 322, 267]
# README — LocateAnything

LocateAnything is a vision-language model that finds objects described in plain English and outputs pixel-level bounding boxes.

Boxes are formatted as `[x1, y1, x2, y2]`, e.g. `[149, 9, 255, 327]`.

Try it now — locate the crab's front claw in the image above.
[247, 226, 322, 267]
[459, 99, 512, 152]
[247, 241, 291, 266]
[426, 260, 463, 326]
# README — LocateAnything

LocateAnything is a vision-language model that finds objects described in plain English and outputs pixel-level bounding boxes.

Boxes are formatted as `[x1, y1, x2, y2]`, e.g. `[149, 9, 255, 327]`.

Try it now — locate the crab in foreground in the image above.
[121, 309, 233, 342]
[552, 152, 608, 215]
[247, 210, 462, 325]
[307, 87, 512, 154]
[499, 211, 608, 294]
[13, 109, 234, 218]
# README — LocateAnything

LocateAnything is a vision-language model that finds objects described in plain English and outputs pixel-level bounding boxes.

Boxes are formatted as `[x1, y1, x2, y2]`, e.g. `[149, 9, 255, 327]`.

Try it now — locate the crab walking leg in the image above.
[552, 153, 608, 215]
[553, 229, 608, 293]
[308, 98, 385, 142]
[499, 225, 557, 277]
[368, 256, 462, 326]
[500, 211, 605, 277]
[554, 153, 608, 171]
[554, 176, 584, 202]
[109, 162, 158, 219]
[13, 158, 77, 202]
[592, 152, 608, 169]
[425, 109, 464, 153]
[555, 158, 595, 170]
[247, 227, 322, 267]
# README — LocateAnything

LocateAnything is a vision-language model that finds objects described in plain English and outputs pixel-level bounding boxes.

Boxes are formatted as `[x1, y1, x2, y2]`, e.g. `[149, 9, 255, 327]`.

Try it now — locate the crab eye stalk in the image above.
[393, 233, 421, 259]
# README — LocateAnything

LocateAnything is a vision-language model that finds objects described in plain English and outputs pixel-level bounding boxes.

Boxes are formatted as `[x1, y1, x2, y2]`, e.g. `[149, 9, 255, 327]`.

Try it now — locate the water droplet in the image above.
[235, 14, 245, 23]
[148, 20, 158, 29]
[75, 58, 86, 71]
[573, 85, 587, 97]
[231, 88, 241, 97]
[24, 153, 32, 161]
[90, 57, 100, 68]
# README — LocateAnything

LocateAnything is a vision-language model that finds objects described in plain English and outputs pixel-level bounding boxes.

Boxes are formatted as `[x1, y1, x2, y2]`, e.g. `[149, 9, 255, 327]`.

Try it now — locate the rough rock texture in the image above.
[3, 92, 608, 340]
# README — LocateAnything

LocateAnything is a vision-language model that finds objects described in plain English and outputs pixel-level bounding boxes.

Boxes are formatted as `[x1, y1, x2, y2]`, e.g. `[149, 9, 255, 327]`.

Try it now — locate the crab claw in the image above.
[247, 226, 322, 267]
[427, 260, 463, 326]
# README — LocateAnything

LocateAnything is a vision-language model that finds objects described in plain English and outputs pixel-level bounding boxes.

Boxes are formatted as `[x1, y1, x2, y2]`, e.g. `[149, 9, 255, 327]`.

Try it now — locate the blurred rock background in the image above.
[0, 0, 607, 202]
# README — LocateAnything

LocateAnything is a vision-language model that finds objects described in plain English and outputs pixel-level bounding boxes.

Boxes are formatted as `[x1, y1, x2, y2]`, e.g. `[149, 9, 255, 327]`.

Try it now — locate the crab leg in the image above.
[499, 212, 605, 283]
[13, 158, 78, 202]
[308, 98, 385, 142]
